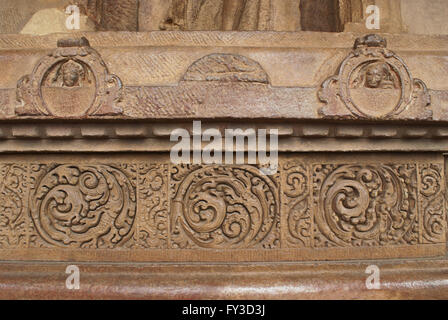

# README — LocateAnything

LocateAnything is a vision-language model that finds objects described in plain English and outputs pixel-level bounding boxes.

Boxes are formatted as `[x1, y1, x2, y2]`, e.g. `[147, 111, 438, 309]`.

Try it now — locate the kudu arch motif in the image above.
[15, 37, 123, 117]
[319, 34, 432, 119]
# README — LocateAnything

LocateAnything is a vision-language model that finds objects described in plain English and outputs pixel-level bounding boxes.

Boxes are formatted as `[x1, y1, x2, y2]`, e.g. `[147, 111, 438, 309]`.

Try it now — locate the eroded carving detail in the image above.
[319, 34, 431, 119]
[281, 161, 312, 247]
[171, 165, 280, 249]
[183, 53, 269, 84]
[313, 164, 419, 247]
[16, 37, 123, 117]
[419, 164, 446, 244]
[30, 164, 136, 248]
[136, 164, 169, 249]
[0, 164, 27, 248]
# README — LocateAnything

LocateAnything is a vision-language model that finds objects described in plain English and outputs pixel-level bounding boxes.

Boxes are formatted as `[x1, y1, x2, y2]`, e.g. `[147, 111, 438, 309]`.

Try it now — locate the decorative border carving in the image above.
[0, 155, 444, 262]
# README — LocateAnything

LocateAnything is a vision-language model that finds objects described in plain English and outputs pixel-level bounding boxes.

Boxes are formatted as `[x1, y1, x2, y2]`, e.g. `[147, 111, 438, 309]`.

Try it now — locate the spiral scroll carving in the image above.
[282, 162, 312, 247]
[420, 164, 446, 244]
[172, 166, 279, 249]
[31, 165, 136, 248]
[315, 164, 417, 246]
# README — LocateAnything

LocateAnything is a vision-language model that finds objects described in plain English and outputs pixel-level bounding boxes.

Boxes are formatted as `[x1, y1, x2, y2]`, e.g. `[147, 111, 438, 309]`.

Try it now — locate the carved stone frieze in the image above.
[319, 34, 432, 119]
[3, 33, 447, 121]
[281, 157, 446, 250]
[0, 155, 443, 262]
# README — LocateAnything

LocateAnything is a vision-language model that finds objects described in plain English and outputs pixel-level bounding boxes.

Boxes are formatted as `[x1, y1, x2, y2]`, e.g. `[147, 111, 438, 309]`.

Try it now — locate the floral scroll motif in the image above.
[0, 165, 28, 248]
[419, 164, 446, 244]
[30, 165, 137, 248]
[281, 161, 312, 247]
[171, 165, 280, 249]
[313, 164, 419, 247]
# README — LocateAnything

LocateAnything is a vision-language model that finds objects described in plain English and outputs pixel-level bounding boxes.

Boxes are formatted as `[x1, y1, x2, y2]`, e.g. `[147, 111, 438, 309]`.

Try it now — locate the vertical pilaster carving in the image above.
[281, 161, 312, 247]
[419, 163, 446, 244]
[0, 164, 28, 248]
[136, 163, 169, 249]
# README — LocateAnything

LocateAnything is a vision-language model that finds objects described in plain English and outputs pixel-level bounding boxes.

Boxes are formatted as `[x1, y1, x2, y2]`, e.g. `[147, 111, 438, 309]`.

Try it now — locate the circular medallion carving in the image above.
[41, 59, 97, 117]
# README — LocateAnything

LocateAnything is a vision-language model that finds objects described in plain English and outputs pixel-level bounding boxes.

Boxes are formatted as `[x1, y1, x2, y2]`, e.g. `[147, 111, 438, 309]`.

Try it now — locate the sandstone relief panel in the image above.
[15, 37, 123, 117]
[281, 157, 446, 252]
[319, 34, 432, 120]
[8, 34, 442, 121]
[0, 154, 444, 262]
[29, 164, 137, 248]
[170, 165, 280, 249]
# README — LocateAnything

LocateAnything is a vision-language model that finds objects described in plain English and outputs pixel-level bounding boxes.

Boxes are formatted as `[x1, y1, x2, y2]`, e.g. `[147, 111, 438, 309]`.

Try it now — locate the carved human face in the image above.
[62, 62, 82, 87]
[365, 64, 386, 88]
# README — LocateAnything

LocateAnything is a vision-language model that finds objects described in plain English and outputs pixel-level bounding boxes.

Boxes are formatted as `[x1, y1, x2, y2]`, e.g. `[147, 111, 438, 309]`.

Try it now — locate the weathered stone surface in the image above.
[0, 33, 445, 122]
[401, 0, 448, 35]
[140, 0, 301, 31]
[2, 0, 448, 35]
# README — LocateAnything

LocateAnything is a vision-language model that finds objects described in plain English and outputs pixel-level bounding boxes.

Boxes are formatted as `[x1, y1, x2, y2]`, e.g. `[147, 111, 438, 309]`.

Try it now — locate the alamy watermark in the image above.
[65, 265, 80, 290]
[65, 5, 80, 30]
[365, 265, 381, 290]
[170, 121, 278, 175]
[366, 5, 380, 30]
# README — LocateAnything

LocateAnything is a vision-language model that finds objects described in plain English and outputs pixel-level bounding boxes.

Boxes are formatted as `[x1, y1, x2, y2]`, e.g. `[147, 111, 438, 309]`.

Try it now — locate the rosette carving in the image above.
[31, 165, 136, 248]
[171, 165, 279, 249]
